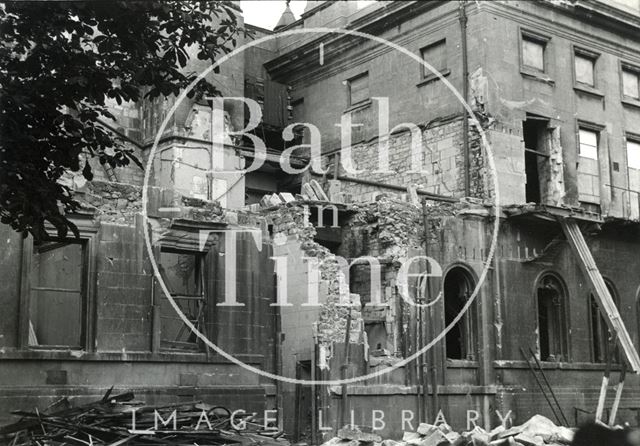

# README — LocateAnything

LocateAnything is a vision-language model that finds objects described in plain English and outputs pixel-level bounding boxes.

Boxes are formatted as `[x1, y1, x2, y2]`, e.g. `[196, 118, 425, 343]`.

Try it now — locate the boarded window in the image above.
[579, 128, 598, 160]
[575, 53, 595, 86]
[622, 68, 640, 99]
[159, 250, 206, 351]
[348, 73, 369, 106]
[420, 40, 446, 78]
[522, 36, 545, 71]
[28, 241, 85, 347]
[628, 139, 640, 170]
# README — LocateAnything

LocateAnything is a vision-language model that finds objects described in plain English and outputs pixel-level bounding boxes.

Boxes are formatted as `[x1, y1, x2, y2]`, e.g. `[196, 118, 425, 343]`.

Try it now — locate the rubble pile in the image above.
[322, 415, 575, 446]
[0, 389, 289, 446]
[81, 180, 143, 222]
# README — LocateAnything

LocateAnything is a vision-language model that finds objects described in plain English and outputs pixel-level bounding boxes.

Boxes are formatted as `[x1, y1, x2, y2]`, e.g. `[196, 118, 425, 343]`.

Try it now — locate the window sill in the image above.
[446, 359, 479, 368]
[494, 360, 623, 371]
[416, 68, 451, 88]
[574, 84, 604, 99]
[0, 349, 265, 364]
[343, 99, 372, 114]
[520, 68, 555, 86]
[622, 97, 640, 110]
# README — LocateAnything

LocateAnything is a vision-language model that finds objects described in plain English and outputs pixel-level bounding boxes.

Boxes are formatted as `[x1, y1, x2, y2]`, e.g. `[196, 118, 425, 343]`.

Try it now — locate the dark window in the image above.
[28, 240, 86, 348]
[158, 249, 206, 351]
[536, 274, 568, 361]
[420, 39, 447, 79]
[590, 280, 620, 363]
[522, 34, 546, 72]
[522, 117, 551, 204]
[622, 66, 640, 99]
[443, 267, 477, 360]
[348, 72, 369, 106]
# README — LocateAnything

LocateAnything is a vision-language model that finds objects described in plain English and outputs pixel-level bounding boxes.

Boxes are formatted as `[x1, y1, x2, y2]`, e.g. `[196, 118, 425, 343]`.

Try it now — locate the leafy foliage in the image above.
[0, 1, 245, 239]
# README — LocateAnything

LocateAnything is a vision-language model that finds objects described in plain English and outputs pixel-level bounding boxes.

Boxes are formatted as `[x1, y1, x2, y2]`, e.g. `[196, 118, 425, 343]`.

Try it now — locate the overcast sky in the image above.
[240, 1, 307, 31]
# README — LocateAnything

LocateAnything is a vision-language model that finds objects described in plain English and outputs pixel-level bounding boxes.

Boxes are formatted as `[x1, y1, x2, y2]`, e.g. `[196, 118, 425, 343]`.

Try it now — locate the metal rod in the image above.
[459, 0, 470, 197]
[520, 347, 562, 425]
[528, 347, 569, 425]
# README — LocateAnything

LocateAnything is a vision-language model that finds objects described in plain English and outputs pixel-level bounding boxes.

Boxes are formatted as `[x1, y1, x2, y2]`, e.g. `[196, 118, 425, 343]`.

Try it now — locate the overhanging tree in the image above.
[0, 1, 247, 240]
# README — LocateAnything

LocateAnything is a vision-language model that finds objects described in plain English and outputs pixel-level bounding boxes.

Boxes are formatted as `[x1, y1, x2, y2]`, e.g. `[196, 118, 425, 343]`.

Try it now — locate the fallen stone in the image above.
[462, 426, 490, 446]
[419, 429, 449, 446]
[489, 425, 505, 441]
[513, 433, 544, 446]
[552, 426, 574, 444]
[489, 438, 519, 446]
[437, 423, 454, 434]
[416, 423, 438, 436]
[279, 192, 296, 203]
[337, 427, 382, 443]
[402, 431, 423, 445]
[444, 431, 463, 445]
[497, 425, 524, 439]
[381, 440, 406, 446]
[322, 440, 359, 446]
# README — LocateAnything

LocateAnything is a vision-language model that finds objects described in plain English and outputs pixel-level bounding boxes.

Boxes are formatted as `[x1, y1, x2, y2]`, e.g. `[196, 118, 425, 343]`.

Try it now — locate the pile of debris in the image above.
[323, 415, 575, 446]
[0, 389, 289, 446]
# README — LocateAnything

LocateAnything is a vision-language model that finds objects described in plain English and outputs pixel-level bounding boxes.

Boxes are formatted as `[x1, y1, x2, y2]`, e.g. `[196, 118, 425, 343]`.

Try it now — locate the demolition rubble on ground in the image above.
[323, 414, 575, 446]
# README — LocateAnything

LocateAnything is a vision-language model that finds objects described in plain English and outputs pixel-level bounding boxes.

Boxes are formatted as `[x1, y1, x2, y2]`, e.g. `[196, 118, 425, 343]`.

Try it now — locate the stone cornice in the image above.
[483, 1, 640, 62]
[265, 1, 458, 86]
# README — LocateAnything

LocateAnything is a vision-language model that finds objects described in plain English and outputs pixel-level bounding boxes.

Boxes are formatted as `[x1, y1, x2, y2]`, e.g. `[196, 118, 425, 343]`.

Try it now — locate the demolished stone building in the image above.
[2, 0, 640, 442]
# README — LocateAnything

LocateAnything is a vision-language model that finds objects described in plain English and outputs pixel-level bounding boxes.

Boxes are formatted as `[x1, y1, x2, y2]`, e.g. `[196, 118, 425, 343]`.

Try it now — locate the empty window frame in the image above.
[521, 31, 548, 73]
[536, 273, 569, 362]
[347, 72, 369, 106]
[574, 48, 598, 87]
[26, 239, 88, 348]
[522, 116, 552, 204]
[589, 280, 620, 364]
[622, 64, 640, 100]
[443, 266, 477, 361]
[578, 127, 599, 160]
[420, 39, 447, 79]
[158, 249, 206, 351]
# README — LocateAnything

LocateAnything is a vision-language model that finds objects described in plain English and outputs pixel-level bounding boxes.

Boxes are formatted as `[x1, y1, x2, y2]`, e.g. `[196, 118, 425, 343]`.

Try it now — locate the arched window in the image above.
[536, 273, 569, 362]
[589, 280, 620, 364]
[443, 266, 477, 360]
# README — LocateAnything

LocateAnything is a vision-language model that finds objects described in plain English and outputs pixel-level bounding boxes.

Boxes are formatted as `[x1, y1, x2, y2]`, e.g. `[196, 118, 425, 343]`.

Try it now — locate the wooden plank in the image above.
[301, 183, 318, 200]
[310, 180, 329, 201]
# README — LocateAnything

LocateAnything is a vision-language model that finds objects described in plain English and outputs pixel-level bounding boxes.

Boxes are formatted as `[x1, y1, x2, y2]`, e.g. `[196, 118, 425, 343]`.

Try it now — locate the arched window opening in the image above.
[443, 267, 477, 360]
[590, 280, 620, 364]
[536, 274, 568, 362]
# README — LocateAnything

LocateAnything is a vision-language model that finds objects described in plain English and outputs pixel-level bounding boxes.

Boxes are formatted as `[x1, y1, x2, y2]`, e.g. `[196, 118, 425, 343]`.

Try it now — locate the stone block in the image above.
[337, 427, 381, 443]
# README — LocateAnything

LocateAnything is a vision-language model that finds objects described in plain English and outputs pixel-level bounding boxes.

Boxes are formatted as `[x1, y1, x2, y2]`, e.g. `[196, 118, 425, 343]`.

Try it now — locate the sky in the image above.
[240, 1, 307, 31]
[240, 1, 379, 30]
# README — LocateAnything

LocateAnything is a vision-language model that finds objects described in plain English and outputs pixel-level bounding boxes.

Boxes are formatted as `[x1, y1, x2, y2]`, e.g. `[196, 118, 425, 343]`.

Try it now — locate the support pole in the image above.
[608, 361, 627, 426]
[339, 307, 352, 429]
